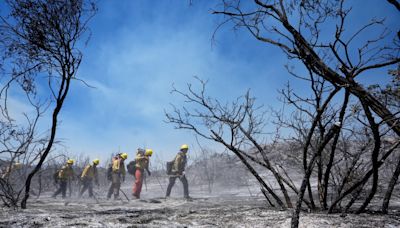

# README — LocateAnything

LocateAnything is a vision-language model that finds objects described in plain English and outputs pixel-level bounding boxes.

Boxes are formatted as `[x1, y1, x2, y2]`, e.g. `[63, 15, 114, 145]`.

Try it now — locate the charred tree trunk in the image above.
[239, 125, 293, 208]
[356, 101, 381, 213]
[239, 150, 313, 208]
[317, 110, 326, 208]
[0, 0, 95, 209]
[211, 130, 285, 208]
[345, 185, 364, 213]
[21, 71, 71, 209]
[301, 88, 340, 210]
[382, 155, 400, 213]
[260, 186, 275, 207]
[328, 141, 400, 213]
[306, 180, 316, 209]
[322, 89, 350, 209]
[291, 124, 341, 228]
[317, 156, 324, 208]
[37, 170, 42, 199]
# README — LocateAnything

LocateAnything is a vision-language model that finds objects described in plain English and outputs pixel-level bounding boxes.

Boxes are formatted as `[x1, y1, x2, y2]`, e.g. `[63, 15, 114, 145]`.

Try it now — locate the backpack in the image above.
[127, 160, 136, 175]
[166, 160, 174, 175]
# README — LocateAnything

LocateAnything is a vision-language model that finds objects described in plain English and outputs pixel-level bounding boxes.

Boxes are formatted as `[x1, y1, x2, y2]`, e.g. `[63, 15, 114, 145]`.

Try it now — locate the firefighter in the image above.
[132, 149, 152, 199]
[52, 159, 75, 199]
[165, 144, 190, 199]
[79, 159, 100, 198]
[0, 162, 22, 179]
[107, 153, 127, 200]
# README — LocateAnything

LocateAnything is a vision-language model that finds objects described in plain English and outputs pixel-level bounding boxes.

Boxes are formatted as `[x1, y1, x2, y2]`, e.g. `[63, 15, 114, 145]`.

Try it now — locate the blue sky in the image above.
[2, 1, 399, 166]
[57, 0, 283, 164]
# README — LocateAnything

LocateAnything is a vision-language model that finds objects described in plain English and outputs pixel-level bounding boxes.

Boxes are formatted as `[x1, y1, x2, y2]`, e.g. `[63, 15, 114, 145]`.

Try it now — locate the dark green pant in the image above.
[166, 175, 189, 198]
[107, 173, 121, 199]
[53, 180, 67, 198]
[80, 178, 94, 197]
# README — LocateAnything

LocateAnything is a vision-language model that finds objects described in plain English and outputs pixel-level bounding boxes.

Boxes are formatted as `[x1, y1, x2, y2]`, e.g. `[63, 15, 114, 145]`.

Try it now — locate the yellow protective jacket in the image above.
[112, 158, 126, 176]
[58, 165, 75, 180]
[1, 166, 13, 179]
[172, 152, 187, 174]
[135, 154, 149, 170]
[81, 164, 98, 181]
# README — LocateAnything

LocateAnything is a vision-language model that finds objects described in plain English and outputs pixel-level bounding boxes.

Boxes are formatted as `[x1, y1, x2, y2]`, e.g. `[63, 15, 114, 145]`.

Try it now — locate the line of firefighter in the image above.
[52, 144, 190, 200]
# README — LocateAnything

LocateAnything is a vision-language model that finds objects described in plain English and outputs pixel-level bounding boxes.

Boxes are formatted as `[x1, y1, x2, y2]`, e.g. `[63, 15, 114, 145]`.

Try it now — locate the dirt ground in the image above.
[1, 181, 399, 227]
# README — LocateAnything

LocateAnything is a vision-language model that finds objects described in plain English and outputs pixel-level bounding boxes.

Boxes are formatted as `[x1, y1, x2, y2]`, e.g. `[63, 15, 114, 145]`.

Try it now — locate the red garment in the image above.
[132, 169, 143, 198]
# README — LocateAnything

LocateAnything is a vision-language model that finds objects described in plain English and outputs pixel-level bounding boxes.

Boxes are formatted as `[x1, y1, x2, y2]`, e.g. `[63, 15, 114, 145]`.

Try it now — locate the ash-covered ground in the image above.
[1, 179, 400, 228]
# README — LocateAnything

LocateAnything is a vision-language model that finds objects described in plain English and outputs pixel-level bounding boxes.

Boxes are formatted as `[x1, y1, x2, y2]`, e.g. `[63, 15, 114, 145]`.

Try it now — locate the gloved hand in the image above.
[122, 175, 125, 182]
[147, 170, 151, 176]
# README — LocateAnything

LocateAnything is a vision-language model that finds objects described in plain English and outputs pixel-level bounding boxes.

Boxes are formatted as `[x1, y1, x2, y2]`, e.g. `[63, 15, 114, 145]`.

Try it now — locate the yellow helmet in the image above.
[93, 159, 100, 165]
[67, 159, 74, 165]
[180, 144, 189, 150]
[145, 149, 153, 156]
[120, 153, 128, 160]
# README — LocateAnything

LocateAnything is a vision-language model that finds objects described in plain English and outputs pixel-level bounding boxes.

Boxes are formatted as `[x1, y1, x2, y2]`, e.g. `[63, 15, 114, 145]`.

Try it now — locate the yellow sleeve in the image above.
[81, 165, 90, 178]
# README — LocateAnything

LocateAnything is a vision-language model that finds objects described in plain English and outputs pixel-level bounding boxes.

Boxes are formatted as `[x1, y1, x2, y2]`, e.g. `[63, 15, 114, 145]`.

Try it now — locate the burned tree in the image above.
[166, 78, 302, 209]
[0, 0, 96, 208]
[212, 1, 399, 137]
[167, 1, 399, 227]
[0, 95, 44, 207]
[208, 1, 399, 227]
[167, 66, 399, 228]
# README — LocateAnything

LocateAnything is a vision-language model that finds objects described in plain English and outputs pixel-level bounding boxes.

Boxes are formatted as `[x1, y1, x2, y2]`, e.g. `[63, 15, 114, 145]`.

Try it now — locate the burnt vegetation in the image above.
[0, 0, 96, 208]
[166, 1, 400, 227]
[0, 0, 398, 228]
